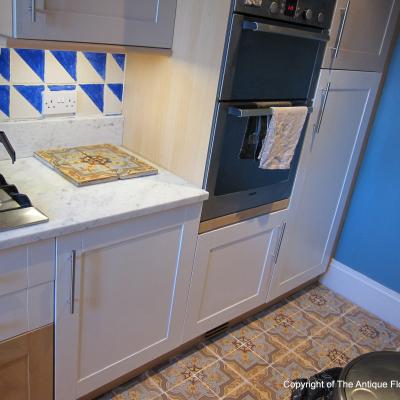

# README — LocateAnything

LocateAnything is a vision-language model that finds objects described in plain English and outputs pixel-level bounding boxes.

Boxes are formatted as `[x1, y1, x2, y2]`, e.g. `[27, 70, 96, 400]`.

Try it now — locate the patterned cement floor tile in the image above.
[111, 373, 164, 400]
[295, 329, 354, 371]
[288, 285, 355, 325]
[177, 344, 219, 376]
[229, 319, 265, 345]
[167, 377, 218, 400]
[340, 308, 400, 351]
[289, 310, 328, 337]
[242, 331, 291, 364]
[250, 367, 292, 400]
[205, 333, 244, 358]
[271, 353, 318, 381]
[250, 301, 303, 333]
[196, 360, 245, 398]
[323, 344, 371, 369]
[222, 344, 269, 380]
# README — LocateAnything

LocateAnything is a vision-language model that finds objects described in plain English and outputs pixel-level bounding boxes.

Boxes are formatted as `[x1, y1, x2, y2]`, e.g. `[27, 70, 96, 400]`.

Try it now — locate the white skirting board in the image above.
[320, 259, 400, 329]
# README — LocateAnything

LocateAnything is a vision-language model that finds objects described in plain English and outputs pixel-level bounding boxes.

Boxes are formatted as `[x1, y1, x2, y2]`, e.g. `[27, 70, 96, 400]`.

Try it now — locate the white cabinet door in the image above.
[55, 205, 200, 400]
[184, 211, 286, 342]
[267, 70, 381, 302]
[323, 0, 400, 72]
[14, 0, 177, 48]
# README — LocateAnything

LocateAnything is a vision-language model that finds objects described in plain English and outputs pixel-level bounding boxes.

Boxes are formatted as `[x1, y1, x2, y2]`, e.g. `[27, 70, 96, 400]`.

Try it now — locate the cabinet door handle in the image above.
[274, 222, 286, 264]
[30, 0, 37, 22]
[313, 82, 331, 136]
[332, 0, 350, 61]
[70, 250, 77, 314]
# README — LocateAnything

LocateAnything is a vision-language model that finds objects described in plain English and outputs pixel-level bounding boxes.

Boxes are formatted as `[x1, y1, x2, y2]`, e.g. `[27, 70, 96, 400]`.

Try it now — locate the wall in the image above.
[0, 47, 125, 121]
[335, 34, 400, 293]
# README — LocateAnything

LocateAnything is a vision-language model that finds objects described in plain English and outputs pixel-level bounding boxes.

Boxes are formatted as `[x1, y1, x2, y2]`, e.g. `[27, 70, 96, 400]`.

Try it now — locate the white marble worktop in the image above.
[0, 156, 208, 250]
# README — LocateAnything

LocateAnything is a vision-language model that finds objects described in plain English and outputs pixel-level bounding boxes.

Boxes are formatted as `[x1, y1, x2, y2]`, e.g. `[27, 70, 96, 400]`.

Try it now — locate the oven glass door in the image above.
[202, 102, 308, 222]
[220, 14, 327, 101]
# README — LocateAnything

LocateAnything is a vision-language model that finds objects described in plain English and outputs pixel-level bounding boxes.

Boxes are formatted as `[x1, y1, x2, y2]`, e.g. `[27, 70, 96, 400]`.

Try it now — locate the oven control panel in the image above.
[235, 0, 336, 29]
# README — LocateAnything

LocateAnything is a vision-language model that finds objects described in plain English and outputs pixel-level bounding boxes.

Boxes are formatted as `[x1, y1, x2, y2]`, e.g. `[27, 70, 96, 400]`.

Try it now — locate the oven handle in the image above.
[229, 106, 313, 118]
[242, 21, 329, 42]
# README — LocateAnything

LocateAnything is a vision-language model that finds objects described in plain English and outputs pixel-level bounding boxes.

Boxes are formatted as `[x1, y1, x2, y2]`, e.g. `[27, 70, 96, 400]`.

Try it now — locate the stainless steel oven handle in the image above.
[242, 21, 329, 42]
[229, 106, 313, 118]
[332, 0, 350, 60]
[314, 82, 331, 135]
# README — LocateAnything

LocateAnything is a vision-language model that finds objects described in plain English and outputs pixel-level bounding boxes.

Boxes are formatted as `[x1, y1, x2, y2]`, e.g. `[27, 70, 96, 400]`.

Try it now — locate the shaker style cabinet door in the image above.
[323, 0, 400, 72]
[55, 206, 200, 400]
[13, 0, 177, 48]
[184, 211, 286, 342]
[267, 69, 381, 302]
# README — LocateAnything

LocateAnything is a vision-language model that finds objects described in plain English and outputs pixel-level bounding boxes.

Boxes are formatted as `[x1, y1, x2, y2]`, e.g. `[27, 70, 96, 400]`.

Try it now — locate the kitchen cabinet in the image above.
[0, 324, 53, 400]
[55, 205, 201, 400]
[184, 211, 286, 342]
[323, 0, 400, 72]
[3, 0, 177, 48]
[267, 69, 381, 301]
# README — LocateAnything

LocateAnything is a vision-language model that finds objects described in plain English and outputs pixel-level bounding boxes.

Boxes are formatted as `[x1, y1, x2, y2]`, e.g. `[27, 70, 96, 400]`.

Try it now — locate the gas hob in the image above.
[0, 174, 48, 232]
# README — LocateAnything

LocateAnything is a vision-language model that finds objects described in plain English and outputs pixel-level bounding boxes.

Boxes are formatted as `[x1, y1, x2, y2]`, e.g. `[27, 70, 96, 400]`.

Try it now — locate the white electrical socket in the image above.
[43, 90, 77, 116]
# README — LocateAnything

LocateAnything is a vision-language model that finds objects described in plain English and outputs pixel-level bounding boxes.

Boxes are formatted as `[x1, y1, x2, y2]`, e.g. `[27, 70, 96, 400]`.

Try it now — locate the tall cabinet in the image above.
[268, 0, 399, 301]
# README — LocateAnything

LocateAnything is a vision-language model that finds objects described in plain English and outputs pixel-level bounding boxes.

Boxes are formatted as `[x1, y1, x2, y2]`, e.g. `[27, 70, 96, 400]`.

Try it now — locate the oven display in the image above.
[284, 0, 298, 16]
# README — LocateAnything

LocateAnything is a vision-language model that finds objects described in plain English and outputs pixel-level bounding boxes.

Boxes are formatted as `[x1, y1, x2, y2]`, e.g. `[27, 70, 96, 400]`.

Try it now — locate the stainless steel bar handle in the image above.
[30, 0, 37, 22]
[243, 21, 330, 42]
[229, 105, 313, 118]
[332, 0, 350, 60]
[70, 250, 76, 315]
[274, 222, 286, 264]
[314, 82, 331, 135]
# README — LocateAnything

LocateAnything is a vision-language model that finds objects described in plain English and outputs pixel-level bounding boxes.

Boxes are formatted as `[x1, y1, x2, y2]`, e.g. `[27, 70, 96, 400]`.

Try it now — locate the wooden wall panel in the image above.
[122, 0, 231, 187]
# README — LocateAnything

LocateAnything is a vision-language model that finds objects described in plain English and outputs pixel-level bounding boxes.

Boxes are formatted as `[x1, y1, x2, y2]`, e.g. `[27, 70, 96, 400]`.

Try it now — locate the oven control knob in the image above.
[318, 12, 325, 23]
[303, 8, 313, 20]
[269, 1, 279, 14]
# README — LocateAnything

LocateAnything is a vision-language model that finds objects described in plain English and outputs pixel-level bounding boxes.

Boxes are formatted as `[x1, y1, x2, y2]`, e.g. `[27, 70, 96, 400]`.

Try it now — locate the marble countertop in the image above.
[0, 157, 208, 250]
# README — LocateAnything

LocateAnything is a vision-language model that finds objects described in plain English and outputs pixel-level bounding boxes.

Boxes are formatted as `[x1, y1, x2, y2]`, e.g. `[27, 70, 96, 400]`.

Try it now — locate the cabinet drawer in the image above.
[0, 290, 28, 342]
[0, 239, 55, 297]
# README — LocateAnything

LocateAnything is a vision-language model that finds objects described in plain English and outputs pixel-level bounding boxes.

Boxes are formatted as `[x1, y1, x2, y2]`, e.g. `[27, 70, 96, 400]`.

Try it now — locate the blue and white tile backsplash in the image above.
[0, 48, 125, 121]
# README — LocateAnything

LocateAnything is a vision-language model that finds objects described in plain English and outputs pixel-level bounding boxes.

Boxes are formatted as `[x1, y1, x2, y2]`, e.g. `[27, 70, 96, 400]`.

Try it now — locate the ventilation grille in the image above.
[204, 322, 229, 340]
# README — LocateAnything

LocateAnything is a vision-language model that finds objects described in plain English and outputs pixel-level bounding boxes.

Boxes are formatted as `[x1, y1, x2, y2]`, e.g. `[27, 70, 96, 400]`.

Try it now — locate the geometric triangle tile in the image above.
[45, 50, 76, 84]
[106, 53, 124, 83]
[77, 52, 104, 83]
[78, 84, 104, 115]
[112, 54, 125, 71]
[13, 49, 44, 82]
[104, 84, 122, 115]
[0, 48, 10, 83]
[82, 52, 106, 80]
[0, 85, 10, 117]
[10, 49, 43, 84]
[107, 83, 123, 102]
[10, 85, 43, 119]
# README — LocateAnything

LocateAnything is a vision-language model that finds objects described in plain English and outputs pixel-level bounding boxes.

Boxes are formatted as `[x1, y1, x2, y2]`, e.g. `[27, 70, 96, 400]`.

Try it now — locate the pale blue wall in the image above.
[335, 34, 400, 293]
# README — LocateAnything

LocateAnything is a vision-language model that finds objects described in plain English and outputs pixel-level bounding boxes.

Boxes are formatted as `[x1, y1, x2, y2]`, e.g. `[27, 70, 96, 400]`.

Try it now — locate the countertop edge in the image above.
[0, 193, 208, 251]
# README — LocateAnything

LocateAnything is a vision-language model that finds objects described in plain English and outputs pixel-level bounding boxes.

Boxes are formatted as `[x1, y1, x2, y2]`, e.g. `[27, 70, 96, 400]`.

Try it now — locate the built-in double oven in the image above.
[200, 0, 336, 232]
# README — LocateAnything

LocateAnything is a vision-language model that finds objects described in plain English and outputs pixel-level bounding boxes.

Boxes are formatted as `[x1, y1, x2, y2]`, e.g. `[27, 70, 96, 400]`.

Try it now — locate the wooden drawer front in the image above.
[0, 239, 55, 298]
[0, 325, 53, 400]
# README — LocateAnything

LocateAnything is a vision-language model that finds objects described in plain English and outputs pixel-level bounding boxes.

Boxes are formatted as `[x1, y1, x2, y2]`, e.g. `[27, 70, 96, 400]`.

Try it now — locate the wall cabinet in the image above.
[55, 205, 201, 400]
[0, 324, 53, 400]
[267, 69, 381, 301]
[323, 0, 400, 72]
[3, 0, 177, 48]
[184, 211, 286, 342]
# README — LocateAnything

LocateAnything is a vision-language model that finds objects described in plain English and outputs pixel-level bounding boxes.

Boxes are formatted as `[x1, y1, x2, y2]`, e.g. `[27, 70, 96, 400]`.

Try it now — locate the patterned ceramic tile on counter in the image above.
[34, 144, 158, 186]
[0, 47, 125, 121]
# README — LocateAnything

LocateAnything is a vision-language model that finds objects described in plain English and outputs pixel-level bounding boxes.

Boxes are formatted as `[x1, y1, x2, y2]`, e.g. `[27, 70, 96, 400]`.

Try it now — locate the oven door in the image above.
[202, 102, 309, 222]
[220, 13, 329, 101]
